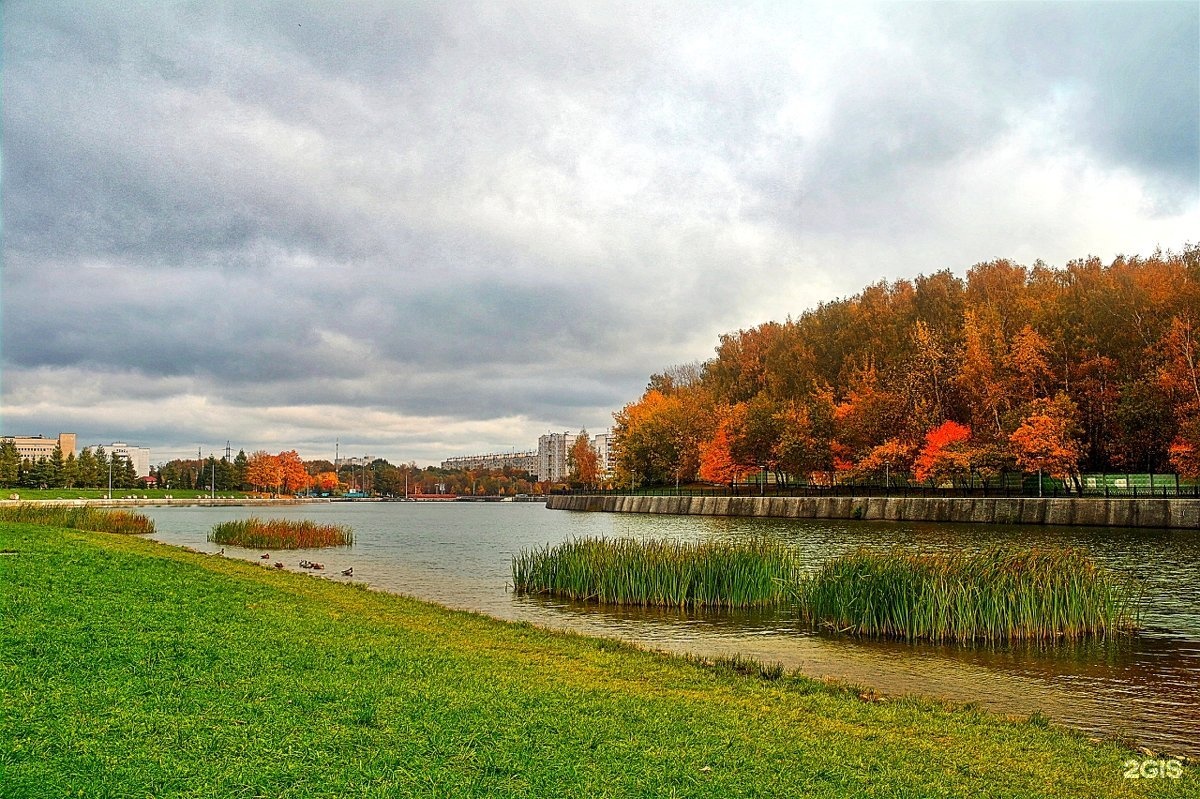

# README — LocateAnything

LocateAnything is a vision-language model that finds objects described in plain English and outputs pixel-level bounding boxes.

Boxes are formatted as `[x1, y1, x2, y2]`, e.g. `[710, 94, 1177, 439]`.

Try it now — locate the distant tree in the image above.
[62, 451, 79, 489]
[698, 422, 739, 485]
[245, 451, 283, 493]
[233, 449, 250, 489]
[1169, 417, 1200, 479]
[1009, 394, 1083, 492]
[854, 438, 916, 486]
[313, 471, 341, 494]
[0, 440, 19, 487]
[567, 430, 600, 488]
[914, 421, 973, 485]
[278, 450, 309, 494]
[94, 446, 109, 487]
[76, 447, 98, 487]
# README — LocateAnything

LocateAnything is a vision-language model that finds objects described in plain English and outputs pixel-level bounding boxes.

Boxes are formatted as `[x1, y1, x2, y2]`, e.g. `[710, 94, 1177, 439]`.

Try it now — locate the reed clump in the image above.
[0, 504, 155, 535]
[511, 537, 800, 609]
[208, 517, 353, 549]
[799, 547, 1142, 642]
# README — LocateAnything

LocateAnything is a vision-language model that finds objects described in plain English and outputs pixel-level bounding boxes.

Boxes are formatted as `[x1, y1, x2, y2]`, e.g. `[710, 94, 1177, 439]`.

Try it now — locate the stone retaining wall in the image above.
[546, 494, 1199, 529]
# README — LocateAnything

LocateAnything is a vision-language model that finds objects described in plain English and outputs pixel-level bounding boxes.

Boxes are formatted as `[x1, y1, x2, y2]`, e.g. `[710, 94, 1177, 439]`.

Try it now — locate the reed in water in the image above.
[798, 546, 1142, 642]
[512, 536, 800, 609]
[208, 517, 353, 549]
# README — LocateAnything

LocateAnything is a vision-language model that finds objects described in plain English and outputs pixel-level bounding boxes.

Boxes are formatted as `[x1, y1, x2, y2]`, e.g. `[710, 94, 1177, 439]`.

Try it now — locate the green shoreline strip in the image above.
[0, 523, 1189, 798]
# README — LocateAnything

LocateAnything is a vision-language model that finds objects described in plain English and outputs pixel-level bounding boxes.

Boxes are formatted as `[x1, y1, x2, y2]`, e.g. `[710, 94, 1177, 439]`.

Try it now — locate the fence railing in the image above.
[552, 478, 1200, 500]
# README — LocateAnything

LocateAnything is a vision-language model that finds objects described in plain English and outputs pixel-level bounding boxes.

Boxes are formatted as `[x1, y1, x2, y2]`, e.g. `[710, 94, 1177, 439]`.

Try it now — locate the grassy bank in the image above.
[208, 517, 353, 549]
[512, 537, 799, 608]
[1, 525, 1189, 798]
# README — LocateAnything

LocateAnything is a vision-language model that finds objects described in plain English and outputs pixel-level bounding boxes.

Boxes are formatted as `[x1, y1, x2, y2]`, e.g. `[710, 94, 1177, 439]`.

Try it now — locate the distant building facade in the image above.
[3, 433, 76, 461]
[591, 431, 615, 477]
[441, 451, 537, 475]
[102, 442, 152, 478]
[537, 432, 574, 483]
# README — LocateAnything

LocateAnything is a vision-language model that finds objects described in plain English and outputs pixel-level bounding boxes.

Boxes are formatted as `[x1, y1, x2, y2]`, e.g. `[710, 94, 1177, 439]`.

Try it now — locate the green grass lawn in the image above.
[1, 523, 1192, 798]
[0, 487, 251, 501]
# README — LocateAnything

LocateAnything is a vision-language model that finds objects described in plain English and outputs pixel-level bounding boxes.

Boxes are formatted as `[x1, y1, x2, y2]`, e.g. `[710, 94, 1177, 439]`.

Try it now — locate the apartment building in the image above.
[441, 451, 538, 474]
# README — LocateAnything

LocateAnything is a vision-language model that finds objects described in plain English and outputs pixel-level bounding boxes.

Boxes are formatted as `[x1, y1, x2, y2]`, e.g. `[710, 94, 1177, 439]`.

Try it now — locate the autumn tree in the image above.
[278, 450, 309, 494]
[913, 421, 973, 486]
[245, 451, 283, 493]
[854, 438, 916, 486]
[569, 429, 600, 488]
[698, 421, 738, 485]
[1009, 394, 1083, 493]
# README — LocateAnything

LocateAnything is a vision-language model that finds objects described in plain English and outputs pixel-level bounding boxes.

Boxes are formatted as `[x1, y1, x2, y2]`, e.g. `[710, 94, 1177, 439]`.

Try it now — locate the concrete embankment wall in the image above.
[546, 494, 1199, 529]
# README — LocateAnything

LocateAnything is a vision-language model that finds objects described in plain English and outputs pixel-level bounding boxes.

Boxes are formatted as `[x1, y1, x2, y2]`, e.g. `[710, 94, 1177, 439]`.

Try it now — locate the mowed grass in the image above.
[512, 536, 799, 608]
[208, 517, 353, 549]
[801, 547, 1142, 642]
[1, 525, 1190, 799]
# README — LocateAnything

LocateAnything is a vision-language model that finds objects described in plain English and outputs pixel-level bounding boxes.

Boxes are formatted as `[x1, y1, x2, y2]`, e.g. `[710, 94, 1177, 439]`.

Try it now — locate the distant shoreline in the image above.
[0, 497, 334, 508]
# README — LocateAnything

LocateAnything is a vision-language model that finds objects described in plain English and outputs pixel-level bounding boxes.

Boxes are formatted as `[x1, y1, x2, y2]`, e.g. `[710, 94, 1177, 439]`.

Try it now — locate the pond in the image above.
[142, 501, 1200, 757]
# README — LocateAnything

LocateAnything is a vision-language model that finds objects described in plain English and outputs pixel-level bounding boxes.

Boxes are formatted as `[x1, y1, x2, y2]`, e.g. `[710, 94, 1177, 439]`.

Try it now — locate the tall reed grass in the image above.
[0, 504, 156, 535]
[208, 517, 353, 549]
[799, 547, 1141, 642]
[511, 537, 800, 608]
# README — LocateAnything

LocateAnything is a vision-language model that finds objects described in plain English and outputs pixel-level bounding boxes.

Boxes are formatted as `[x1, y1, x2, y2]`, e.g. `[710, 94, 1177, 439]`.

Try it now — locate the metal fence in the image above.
[554, 474, 1199, 500]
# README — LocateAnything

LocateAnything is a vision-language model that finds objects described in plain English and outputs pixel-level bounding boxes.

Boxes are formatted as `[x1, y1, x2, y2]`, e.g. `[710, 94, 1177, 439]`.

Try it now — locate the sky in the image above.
[3, 1, 1198, 466]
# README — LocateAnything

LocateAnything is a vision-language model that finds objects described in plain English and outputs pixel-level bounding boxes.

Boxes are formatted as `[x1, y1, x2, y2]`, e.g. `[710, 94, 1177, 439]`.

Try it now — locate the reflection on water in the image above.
[143, 502, 1200, 756]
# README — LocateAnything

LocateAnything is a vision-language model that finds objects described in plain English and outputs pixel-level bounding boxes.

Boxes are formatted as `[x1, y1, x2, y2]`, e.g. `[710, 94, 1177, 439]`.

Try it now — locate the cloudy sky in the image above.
[3, 1, 1197, 465]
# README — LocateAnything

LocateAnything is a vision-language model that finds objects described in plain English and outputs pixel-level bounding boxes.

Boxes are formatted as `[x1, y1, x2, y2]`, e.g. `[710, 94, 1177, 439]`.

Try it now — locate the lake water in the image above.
[142, 501, 1200, 757]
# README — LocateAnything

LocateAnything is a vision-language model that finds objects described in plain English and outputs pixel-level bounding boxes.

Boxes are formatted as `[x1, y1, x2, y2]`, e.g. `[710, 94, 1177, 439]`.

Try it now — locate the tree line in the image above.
[0, 442, 139, 490]
[155, 452, 542, 497]
[612, 248, 1200, 489]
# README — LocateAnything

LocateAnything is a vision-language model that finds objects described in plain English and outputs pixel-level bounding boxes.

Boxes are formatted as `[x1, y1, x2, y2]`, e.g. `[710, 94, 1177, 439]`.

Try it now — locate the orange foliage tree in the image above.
[245, 451, 283, 493]
[1008, 395, 1083, 491]
[1168, 417, 1200, 479]
[278, 450, 310, 495]
[854, 438, 916, 485]
[698, 422, 739, 484]
[314, 471, 341, 493]
[569, 429, 601, 488]
[913, 421, 973, 485]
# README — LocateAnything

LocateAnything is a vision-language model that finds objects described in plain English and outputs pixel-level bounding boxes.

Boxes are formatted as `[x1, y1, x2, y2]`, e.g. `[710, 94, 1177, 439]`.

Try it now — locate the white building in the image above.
[537, 432, 574, 483]
[591, 431, 615, 477]
[441, 451, 538, 474]
[103, 442, 152, 478]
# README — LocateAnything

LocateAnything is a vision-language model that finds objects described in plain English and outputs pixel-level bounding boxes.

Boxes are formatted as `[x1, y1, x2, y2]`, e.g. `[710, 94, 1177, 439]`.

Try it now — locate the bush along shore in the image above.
[208, 517, 353, 549]
[513, 538, 1143, 643]
[2, 521, 1188, 798]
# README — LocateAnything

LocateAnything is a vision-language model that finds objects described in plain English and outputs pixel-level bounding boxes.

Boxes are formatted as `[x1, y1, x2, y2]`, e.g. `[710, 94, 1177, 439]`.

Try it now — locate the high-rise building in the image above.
[537, 431, 574, 482]
[591, 431, 615, 477]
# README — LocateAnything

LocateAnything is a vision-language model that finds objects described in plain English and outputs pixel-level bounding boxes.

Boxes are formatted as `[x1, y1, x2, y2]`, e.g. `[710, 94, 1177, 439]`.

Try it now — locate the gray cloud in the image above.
[3, 1, 1196, 463]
